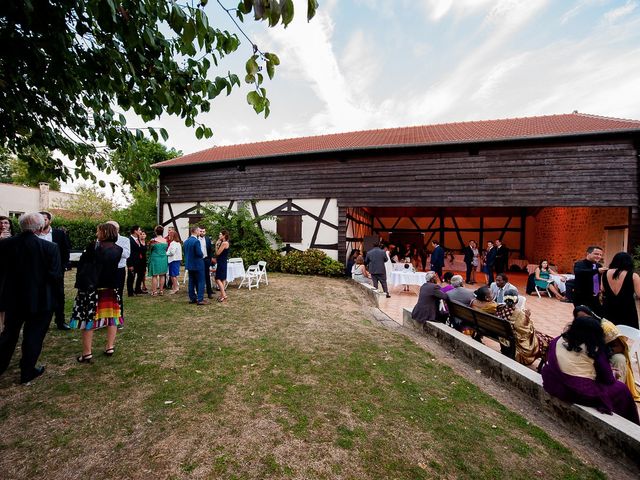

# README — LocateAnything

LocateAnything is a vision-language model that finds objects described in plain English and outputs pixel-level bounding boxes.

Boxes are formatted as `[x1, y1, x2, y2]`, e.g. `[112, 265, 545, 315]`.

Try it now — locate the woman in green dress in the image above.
[147, 225, 168, 296]
[534, 259, 566, 300]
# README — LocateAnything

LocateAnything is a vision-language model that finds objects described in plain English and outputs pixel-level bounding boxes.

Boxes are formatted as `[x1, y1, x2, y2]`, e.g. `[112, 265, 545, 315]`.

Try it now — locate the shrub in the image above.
[50, 218, 154, 250]
[233, 248, 342, 277]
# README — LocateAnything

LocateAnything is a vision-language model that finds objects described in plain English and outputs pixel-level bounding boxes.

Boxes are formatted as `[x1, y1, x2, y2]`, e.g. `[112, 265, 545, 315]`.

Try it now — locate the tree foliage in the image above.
[0, 0, 318, 186]
[110, 138, 181, 191]
[0, 146, 62, 190]
[60, 185, 116, 218]
[113, 185, 157, 228]
[201, 203, 279, 254]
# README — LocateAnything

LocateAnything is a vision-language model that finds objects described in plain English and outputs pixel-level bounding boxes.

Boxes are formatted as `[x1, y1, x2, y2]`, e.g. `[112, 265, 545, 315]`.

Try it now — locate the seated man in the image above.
[489, 273, 518, 304]
[445, 275, 475, 306]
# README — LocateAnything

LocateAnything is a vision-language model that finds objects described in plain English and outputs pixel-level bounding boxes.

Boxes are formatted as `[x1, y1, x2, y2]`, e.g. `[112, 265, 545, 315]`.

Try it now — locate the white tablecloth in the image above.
[226, 262, 245, 283]
[390, 271, 427, 286]
[549, 273, 574, 294]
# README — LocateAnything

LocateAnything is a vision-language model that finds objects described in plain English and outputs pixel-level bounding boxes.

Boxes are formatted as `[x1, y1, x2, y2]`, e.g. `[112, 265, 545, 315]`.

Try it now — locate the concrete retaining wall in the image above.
[402, 307, 640, 470]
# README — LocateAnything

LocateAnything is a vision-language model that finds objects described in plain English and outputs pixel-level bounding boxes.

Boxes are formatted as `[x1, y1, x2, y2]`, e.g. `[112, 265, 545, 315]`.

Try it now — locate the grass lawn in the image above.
[0, 273, 604, 479]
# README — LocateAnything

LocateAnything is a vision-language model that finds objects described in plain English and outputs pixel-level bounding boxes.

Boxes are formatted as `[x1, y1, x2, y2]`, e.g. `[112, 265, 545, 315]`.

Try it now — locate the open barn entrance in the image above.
[344, 206, 631, 273]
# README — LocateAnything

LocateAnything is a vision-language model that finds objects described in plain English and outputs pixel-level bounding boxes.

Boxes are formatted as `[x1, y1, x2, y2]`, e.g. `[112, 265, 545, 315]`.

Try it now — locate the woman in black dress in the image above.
[602, 252, 640, 329]
[214, 230, 230, 303]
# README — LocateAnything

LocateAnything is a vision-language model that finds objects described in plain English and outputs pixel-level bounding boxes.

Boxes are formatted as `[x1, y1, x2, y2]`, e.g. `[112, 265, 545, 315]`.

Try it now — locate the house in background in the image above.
[154, 113, 640, 271]
[0, 182, 77, 219]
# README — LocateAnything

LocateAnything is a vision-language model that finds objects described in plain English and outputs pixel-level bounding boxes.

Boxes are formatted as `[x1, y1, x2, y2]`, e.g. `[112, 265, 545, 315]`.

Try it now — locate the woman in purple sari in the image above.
[541, 315, 639, 424]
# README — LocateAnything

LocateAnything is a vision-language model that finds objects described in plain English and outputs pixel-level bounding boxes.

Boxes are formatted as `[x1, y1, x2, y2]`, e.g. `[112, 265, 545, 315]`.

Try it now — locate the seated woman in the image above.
[496, 290, 553, 367]
[411, 271, 447, 324]
[440, 271, 455, 294]
[573, 306, 640, 402]
[470, 286, 498, 315]
[541, 315, 639, 424]
[351, 255, 372, 285]
[534, 260, 566, 301]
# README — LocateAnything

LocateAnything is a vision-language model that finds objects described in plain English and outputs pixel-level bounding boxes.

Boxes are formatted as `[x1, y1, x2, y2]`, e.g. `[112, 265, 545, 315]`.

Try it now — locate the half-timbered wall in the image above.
[160, 198, 339, 259]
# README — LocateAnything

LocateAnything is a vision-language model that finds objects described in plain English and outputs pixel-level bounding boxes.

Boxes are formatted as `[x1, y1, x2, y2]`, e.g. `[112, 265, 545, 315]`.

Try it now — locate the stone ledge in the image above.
[351, 279, 381, 307]
[402, 307, 640, 470]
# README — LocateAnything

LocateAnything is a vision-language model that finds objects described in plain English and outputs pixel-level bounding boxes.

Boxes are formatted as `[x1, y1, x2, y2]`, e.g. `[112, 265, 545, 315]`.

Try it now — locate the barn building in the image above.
[155, 113, 640, 272]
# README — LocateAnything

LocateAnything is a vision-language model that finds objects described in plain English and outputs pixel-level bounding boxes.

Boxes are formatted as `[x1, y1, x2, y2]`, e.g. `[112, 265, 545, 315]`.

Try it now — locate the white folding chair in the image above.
[238, 264, 260, 290]
[617, 325, 640, 385]
[256, 260, 268, 286]
[534, 284, 551, 299]
[517, 295, 527, 310]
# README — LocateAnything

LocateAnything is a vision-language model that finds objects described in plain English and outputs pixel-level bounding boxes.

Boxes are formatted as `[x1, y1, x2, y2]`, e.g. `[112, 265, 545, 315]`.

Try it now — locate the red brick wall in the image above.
[530, 207, 629, 272]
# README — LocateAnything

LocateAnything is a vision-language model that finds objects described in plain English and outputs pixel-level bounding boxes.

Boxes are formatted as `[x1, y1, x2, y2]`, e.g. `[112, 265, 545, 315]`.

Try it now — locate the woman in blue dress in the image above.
[214, 230, 230, 302]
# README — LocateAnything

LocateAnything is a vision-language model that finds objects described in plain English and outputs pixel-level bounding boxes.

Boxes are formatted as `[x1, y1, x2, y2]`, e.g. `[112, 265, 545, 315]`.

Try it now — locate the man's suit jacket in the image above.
[495, 245, 509, 271]
[462, 246, 474, 265]
[365, 247, 388, 275]
[430, 245, 445, 269]
[573, 259, 600, 299]
[0, 232, 63, 313]
[51, 228, 71, 266]
[127, 236, 145, 268]
[184, 236, 204, 271]
[485, 247, 497, 267]
[203, 236, 213, 260]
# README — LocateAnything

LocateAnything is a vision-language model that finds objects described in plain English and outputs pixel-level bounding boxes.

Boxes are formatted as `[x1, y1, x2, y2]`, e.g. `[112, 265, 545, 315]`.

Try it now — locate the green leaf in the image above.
[183, 20, 196, 44]
[308, 0, 319, 21]
[159, 128, 169, 141]
[245, 55, 259, 75]
[98, 180, 106, 188]
[195, 126, 203, 139]
[246, 90, 262, 113]
[282, 0, 294, 27]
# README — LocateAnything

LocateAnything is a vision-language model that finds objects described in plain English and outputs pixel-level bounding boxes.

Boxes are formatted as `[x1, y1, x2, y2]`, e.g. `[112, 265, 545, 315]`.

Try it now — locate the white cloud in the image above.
[419, 0, 497, 22]
[604, 0, 637, 23]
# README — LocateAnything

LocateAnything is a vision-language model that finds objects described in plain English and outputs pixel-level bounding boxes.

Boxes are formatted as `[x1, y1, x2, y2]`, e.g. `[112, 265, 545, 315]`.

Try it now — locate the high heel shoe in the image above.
[104, 347, 115, 357]
[77, 353, 93, 363]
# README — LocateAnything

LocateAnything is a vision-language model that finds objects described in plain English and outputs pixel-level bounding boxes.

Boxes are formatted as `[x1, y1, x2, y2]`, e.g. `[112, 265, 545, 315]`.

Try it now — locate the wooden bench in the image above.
[446, 300, 516, 359]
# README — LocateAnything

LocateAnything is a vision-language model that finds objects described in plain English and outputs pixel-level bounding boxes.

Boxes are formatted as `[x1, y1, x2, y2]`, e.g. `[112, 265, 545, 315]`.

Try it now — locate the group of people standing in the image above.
[0, 212, 233, 384]
[124, 224, 230, 305]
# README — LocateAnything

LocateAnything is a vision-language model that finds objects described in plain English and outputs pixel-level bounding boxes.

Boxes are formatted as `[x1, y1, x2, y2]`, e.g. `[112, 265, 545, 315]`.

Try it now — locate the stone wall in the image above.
[530, 207, 629, 271]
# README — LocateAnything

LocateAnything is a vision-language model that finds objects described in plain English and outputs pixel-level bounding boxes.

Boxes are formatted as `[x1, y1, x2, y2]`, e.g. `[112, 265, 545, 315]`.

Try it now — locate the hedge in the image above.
[9, 217, 155, 250]
[236, 248, 344, 277]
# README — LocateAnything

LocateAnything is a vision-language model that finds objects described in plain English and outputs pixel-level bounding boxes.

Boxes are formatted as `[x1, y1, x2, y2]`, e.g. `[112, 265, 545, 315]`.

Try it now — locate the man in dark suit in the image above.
[126, 225, 145, 296]
[184, 225, 207, 305]
[494, 239, 509, 275]
[39, 211, 71, 330]
[430, 240, 445, 279]
[484, 240, 497, 285]
[365, 242, 390, 298]
[573, 245, 606, 315]
[0, 212, 63, 383]
[198, 227, 214, 299]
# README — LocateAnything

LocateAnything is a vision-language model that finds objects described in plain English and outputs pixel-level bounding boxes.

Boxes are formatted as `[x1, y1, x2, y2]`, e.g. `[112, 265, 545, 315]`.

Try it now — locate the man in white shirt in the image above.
[489, 273, 518, 304]
[106, 221, 131, 312]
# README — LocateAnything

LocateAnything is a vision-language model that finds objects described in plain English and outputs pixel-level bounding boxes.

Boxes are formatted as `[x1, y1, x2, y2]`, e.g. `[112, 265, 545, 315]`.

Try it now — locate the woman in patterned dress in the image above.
[70, 223, 123, 362]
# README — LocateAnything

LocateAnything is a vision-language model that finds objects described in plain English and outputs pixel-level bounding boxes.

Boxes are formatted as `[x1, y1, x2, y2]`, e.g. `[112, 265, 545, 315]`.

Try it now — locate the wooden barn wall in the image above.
[159, 138, 640, 256]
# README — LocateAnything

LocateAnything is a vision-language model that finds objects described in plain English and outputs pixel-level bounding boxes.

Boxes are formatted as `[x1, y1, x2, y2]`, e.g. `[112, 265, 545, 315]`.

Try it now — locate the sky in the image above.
[67, 0, 640, 193]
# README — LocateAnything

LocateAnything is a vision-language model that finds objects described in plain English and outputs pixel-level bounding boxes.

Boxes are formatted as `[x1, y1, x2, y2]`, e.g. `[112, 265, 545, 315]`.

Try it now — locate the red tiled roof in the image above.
[155, 113, 640, 168]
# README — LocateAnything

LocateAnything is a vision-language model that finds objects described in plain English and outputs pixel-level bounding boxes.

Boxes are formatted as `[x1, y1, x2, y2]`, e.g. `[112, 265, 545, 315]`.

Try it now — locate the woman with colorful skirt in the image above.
[70, 222, 124, 362]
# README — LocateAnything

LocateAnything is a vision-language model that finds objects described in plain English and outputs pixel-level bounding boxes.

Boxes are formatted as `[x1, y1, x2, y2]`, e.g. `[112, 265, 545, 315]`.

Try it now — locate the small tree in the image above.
[59, 185, 116, 219]
[200, 203, 279, 254]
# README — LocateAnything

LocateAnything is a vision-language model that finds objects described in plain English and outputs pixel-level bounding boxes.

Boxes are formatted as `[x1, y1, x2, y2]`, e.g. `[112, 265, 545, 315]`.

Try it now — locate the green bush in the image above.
[50, 218, 154, 250]
[233, 248, 343, 277]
